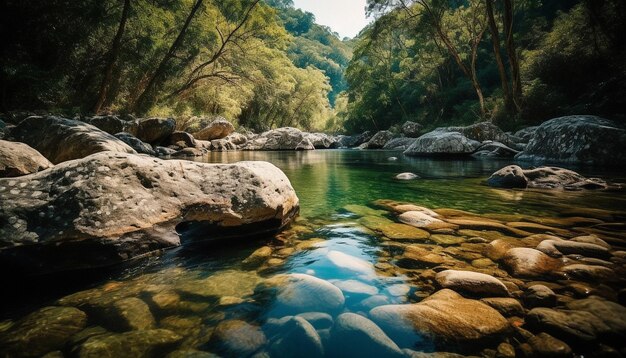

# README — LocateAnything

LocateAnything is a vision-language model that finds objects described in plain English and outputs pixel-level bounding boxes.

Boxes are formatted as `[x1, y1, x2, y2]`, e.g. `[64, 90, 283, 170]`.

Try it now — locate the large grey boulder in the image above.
[338, 131, 373, 148]
[444, 121, 514, 146]
[363, 130, 394, 149]
[0, 140, 53, 177]
[487, 165, 608, 190]
[0, 152, 299, 274]
[243, 127, 314, 151]
[472, 141, 519, 158]
[136, 117, 176, 144]
[82, 115, 126, 135]
[401, 121, 422, 137]
[515, 115, 626, 166]
[10, 116, 136, 163]
[403, 130, 480, 156]
[383, 137, 414, 150]
[114, 132, 156, 156]
[328, 313, 404, 358]
[304, 132, 337, 149]
[191, 117, 235, 141]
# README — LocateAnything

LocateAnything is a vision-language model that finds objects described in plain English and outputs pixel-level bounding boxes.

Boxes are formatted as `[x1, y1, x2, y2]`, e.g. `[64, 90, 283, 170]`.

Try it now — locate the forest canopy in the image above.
[0, 0, 624, 133]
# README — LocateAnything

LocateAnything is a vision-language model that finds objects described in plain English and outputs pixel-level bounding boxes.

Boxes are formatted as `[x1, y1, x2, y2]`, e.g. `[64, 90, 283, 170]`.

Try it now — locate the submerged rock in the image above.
[395, 172, 420, 180]
[0, 152, 299, 274]
[0, 306, 87, 357]
[369, 289, 510, 348]
[515, 115, 626, 166]
[329, 313, 404, 358]
[77, 329, 182, 357]
[500, 248, 563, 279]
[268, 316, 324, 358]
[11, 116, 136, 163]
[209, 320, 266, 357]
[0, 140, 53, 177]
[435, 270, 509, 297]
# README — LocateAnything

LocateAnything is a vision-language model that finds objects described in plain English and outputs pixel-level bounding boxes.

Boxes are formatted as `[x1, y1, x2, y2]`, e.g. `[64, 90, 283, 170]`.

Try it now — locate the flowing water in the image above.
[2, 150, 626, 357]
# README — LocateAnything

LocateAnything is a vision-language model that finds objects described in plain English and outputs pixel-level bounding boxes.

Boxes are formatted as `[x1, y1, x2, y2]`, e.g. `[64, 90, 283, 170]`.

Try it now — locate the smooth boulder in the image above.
[136, 117, 176, 144]
[10, 116, 136, 163]
[0, 152, 299, 274]
[434, 270, 509, 297]
[403, 130, 480, 157]
[487, 165, 608, 190]
[192, 118, 234, 141]
[364, 130, 394, 149]
[0, 140, 53, 177]
[243, 127, 314, 151]
[114, 132, 156, 156]
[329, 313, 404, 358]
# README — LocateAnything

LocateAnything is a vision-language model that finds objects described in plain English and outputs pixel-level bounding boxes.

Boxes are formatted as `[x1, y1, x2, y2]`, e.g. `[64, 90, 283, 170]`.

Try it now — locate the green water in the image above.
[2, 149, 625, 357]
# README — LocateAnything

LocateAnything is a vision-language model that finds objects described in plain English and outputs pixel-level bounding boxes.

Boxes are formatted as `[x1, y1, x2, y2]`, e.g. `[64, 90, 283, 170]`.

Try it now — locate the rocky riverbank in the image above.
[1, 199, 624, 357]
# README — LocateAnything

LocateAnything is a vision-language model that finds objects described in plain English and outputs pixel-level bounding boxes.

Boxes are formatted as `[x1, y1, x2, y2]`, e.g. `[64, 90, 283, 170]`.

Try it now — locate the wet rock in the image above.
[399, 211, 442, 228]
[0, 152, 299, 274]
[107, 297, 156, 331]
[83, 115, 126, 135]
[356, 295, 392, 311]
[177, 270, 261, 299]
[172, 147, 204, 157]
[329, 313, 404, 358]
[430, 234, 465, 246]
[486, 165, 528, 188]
[268, 316, 323, 358]
[76, 329, 182, 358]
[210, 138, 237, 151]
[11, 116, 136, 163]
[115, 132, 156, 155]
[338, 131, 373, 148]
[480, 298, 525, 317]
[166, 349, 218, 358]
[256, 274, 345, 316]
[472, 141, 519, 158]
[378, 222, 430, 240]
[444, 122, 514, 146]
[243, 127, 314, 150]
[209, 320, 266, 357]
[435, 270, 509, 298]
[403, 130, 480, 157]
[384, 138, 415, 150]
[496, 342, 516, 358]
[169, 131, 196, 148]
[402, 121, 422, 138]
[515, 115, 626, 166]
[225, 132, 248, 146]
[395, 172, 420, 180]
[537, 239, 611, 259]
[136, 117, 176, 144]
[155, 146, 176, 156]
[191, 118, 234, 141]
[327, 250, 376, 277]
[370, 289, 510, 348]
[514, 126, 538, 142]
[501, 248, 563, 278]
[525, 307, 612, 342]
[363, 130, 394, 149]
[524, 285, 557, 308]
[397, 245, 445, 268]
[331, 279, 379, 296]
[559, 264, 616, 281]
[304, 132, 338, 149]
[487, 165, 608, 190]
[566, 296, 626, 337]
[527, 332, 572, 358]
[0, 306, 87, 357]
[242, 246, 272, 268]
[0, 140, 53, 177]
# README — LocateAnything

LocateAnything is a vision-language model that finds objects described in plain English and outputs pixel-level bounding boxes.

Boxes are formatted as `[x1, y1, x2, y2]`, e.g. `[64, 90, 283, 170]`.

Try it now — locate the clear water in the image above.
[2, 149, 626, 356]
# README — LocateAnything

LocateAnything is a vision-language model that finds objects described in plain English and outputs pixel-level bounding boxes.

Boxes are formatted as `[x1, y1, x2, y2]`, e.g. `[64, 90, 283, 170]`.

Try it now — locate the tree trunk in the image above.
[503, 0, 522, 109]
[131, 0, 204, 114]
[485, 0, 514, 113]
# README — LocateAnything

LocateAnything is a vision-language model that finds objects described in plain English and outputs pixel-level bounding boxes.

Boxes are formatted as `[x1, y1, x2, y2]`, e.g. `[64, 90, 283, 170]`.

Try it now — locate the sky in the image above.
[293, 0, 371, 38]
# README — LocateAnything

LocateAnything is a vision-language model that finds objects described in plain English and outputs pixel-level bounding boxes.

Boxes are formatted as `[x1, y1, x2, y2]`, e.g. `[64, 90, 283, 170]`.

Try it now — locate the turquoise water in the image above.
[2, 149, 625, 357]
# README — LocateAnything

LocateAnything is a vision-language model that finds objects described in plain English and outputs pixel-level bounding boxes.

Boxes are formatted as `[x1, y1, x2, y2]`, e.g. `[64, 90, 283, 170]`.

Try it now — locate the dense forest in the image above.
[1, 0, 624, 133]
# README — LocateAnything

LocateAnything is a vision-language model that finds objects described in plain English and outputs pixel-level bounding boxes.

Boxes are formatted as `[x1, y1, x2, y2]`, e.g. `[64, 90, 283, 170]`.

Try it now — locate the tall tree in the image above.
[93, 0, 131, 114]
[503, 0, 522, 109]
[485, 0, 514, 113]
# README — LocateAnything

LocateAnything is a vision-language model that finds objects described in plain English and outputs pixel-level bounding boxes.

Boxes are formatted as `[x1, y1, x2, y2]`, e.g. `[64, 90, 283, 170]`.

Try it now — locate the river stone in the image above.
[331, 279, 379, 295]
[472, 141, 519, 158]
[304, 132, 337, 149]
[559, 264, 616, 281]
[399, 211, 442, 228]
[243, 127, 314, 150]
[397, 245, 445, 268]
[242, 246, 273, 268]
[176, 270, 261, 299]
[515, 115, 626, 166]
[76, 329, 182, 358]
[329, 313, 404, 358]
[430, 234, 465, 246]
[11, 116, 136, 163]
[501, 248, 563, 278]
[384, 138, 415, 150]
[210, 138, 237, 151]
[444, 122, 513, 145]
[225, 132, 248, 146]
[296, 312, 334, 330]
[256, 273, 345, 316]
[209, 320, 265, 356]
[0, 306, 87, 357]
[83, 115, 126, 134]
[107, 297, 156, 331]
[327, 250, 376, 277]
[402, 121, 422, 137]
[0, 140, 53, 177]
[527, 332, 572, 358]
[192, 118, 234, 140]
[268, 316, 324, 358]
[403, 130, 480, 157]
[536, 239, 610, 259]
[487, 165, 608, 190]
[165, 350, 218, 358]
[524, 285, 557, 308]
[395, 172, 420, 180]
[369, 289, 510, 348]
[435, 270, 509, 297]
[136, 117, 176, 144]
[114, 132, 156, 156]
[525, 307, 611, 342]
[480, 298, 525, 317]
[169, 131, 196, 148]
[566, 296, 626, 337]
[486, 165, 528, 188]
[0, 152, 299, 274]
